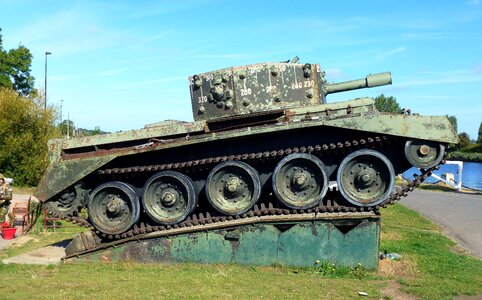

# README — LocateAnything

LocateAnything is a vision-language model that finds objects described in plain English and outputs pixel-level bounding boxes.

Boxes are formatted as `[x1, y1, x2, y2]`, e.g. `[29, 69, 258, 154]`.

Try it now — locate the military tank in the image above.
[35, 58, 458, 242]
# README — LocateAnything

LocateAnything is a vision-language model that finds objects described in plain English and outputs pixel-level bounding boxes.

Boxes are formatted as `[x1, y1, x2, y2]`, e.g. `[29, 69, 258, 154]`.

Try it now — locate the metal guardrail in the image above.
[20, 196, 41, 234]
[430, 161, 463, 191]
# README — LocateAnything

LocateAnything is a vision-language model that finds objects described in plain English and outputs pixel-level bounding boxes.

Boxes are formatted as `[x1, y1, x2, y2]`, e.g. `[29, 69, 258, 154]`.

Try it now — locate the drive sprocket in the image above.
[44, 184, 86, 218]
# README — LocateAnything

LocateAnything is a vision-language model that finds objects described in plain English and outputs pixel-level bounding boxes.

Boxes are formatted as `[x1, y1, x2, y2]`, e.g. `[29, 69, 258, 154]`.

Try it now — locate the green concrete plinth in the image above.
[72, 216, 380, 269]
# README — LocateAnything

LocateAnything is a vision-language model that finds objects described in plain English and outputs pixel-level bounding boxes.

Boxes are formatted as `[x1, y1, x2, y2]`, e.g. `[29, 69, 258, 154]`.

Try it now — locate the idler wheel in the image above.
[142, 171, 197, 225]
[272, 153, 328, 209]
[337, 149, 395, 207]
[206, 161, 261, 215]
[404, 140, 445, 169]
[88, 181, 140, 235]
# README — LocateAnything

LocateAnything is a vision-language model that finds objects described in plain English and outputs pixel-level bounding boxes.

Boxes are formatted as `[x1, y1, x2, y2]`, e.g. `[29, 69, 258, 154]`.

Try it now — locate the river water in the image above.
[403, 161, 482, 190]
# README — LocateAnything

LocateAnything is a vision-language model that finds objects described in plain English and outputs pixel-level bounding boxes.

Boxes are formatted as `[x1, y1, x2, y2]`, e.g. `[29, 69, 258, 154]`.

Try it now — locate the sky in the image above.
[1, 0, 481, 138]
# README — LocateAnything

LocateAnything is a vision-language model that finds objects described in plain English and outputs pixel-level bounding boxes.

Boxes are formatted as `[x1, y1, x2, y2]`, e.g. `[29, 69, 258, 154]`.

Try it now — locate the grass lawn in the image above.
[0, 204, 481, 299]
[11, 186, 36, 195]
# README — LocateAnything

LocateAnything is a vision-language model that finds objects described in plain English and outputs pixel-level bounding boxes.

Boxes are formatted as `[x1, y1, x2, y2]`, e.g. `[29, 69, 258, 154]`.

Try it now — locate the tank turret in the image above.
[189, 61, 391, 122]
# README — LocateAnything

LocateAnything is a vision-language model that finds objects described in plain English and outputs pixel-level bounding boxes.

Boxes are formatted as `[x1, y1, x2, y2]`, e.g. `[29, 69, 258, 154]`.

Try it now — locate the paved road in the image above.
[400, 190, 482, 259]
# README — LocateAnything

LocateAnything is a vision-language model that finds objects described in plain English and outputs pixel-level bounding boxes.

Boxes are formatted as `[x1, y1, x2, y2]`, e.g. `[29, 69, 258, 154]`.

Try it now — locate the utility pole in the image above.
[44, 51, 52, 110]
[60, 99, 63, 123]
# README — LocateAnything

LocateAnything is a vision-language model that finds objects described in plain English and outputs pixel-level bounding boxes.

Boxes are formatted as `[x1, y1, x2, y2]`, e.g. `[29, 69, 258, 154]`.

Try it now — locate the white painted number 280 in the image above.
[241, 88, 252, 96]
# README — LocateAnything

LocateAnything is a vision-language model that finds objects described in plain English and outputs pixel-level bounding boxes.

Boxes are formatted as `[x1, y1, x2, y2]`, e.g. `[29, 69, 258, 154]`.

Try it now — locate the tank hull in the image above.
[35, 98, 457, 203]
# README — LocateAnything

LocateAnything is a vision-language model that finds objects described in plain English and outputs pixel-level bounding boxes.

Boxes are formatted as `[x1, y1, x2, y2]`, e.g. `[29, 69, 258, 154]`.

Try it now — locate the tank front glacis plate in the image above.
[189, 63, 325, 122]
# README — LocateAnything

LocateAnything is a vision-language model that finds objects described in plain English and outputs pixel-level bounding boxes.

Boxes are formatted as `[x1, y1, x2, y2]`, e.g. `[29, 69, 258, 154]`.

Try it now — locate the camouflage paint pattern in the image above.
[189, 62, 391, 122]
[35, 97, 458, 202]
[35, 62, 458, 203]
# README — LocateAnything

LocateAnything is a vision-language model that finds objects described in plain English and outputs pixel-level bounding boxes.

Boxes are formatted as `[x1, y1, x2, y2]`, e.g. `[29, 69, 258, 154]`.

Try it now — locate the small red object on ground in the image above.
[1, 227, 16, 239]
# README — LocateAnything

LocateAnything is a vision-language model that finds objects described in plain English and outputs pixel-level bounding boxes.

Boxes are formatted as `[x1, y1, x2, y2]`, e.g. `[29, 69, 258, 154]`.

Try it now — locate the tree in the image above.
[457, 132, 472, 150]
[446, 115, 458, 133]
[374, 94, 403, 113]
[76, 126, 108, 137]
[91, 126, 102, 135]
[0, 88, 59, 185]
[58, 119, 75, 137]
[478, 121, 482, 145]
[0, 28, 35, 96]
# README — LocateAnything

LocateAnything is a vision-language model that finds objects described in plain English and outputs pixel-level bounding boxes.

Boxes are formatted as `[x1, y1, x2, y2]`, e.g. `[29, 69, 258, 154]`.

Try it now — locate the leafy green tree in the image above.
[445, 115, 458, 133]
[0, 28, 35, 96]
[58, 119, 75, 137]
[0, 88, 59, 185]
[374, 94, 403, 113]
[456, 132, 472, 150]
[91, 126, 102, 135]
[478, 121, 482, 145]
[76, 126, 107, 137]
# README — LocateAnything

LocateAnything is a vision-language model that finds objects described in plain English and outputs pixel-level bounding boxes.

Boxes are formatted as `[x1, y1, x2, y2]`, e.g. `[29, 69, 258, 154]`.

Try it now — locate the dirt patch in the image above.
[10, 235, 37, 247]
[450, 244, 468, 255]
[378, 258, 418, 278]
[455, 295, 482, 300]
[2, 245, 66, 265]
[29, 246, 65, 258]
[380, 281, 419, 300]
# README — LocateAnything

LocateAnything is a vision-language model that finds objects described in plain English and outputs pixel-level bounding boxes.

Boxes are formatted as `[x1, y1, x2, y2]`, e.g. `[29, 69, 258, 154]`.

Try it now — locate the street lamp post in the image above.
[44, 51, 52, 110]
[60, 99, 64, 122]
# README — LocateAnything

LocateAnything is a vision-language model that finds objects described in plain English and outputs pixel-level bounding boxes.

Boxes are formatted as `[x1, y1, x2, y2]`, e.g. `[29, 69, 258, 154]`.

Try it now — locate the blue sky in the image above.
[1, 0, 481, 138]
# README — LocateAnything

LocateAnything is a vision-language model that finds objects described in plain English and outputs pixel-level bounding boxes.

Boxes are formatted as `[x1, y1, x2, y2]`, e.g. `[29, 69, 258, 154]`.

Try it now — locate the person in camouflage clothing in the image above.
[0, 174, 12, 206]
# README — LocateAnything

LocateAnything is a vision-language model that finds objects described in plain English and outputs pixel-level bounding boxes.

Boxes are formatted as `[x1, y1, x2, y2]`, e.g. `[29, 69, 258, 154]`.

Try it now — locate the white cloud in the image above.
[121, 0, 219, 19]
[399, 76, 482, 87]
[130, 76, 186, 87]
[187, 54, 250, 59]
[10, 8, 126, 56]
[98, 68, 127, 77]
[377, 46, 407, 60]
[324, 68, 344, 80]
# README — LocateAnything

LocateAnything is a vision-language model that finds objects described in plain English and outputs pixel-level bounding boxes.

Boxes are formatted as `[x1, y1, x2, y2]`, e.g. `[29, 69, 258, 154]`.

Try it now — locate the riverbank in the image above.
[447, 150, 482, 163]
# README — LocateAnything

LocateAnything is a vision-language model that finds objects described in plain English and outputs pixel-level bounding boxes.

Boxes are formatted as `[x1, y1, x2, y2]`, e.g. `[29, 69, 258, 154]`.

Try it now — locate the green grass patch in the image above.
[0, 262, 386, 299]
[0, 203, 481, 299]
[380, 204, 482, 299]
[10, 186, 36, 195]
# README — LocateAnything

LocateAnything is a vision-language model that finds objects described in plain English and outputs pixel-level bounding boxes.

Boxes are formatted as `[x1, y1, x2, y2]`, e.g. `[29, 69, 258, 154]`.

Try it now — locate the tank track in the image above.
[47, 135, 442, 255]
[98, 136, 391, 175]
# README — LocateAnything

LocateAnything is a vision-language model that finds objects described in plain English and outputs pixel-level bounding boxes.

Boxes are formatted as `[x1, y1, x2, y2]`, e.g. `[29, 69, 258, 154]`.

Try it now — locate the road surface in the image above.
[400, 189, 482, 259]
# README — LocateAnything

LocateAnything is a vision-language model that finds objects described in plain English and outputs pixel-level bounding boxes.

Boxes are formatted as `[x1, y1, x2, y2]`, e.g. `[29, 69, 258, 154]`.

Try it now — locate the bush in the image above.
[0, 88, 59, 186]
[446, 151, 482, 162]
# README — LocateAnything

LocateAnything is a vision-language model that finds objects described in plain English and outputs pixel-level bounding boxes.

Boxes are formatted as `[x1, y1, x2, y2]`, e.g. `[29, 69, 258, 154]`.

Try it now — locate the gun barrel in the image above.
[324, 72, 392, 95]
